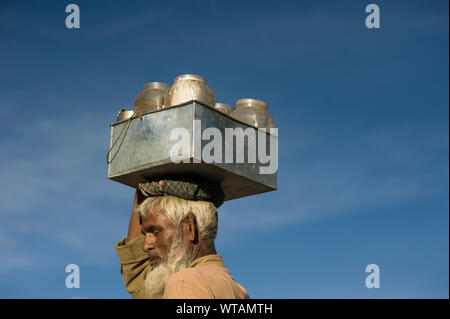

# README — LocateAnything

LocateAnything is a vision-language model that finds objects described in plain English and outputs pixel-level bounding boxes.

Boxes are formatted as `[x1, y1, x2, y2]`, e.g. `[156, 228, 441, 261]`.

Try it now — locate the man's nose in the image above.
[142, 233, 155, 252]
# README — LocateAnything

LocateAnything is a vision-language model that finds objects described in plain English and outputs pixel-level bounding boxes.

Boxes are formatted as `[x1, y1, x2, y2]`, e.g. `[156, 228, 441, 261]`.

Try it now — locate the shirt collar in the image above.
[188, 254, 223, 268]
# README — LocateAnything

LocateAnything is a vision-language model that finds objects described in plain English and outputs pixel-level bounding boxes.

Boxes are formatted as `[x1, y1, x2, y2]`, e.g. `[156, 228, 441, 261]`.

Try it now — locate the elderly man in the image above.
[115, 179, 249, 299]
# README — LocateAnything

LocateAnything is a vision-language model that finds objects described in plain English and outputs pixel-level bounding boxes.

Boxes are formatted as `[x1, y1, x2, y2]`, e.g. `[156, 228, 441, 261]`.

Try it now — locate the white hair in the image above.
[137, 195, 218, 243]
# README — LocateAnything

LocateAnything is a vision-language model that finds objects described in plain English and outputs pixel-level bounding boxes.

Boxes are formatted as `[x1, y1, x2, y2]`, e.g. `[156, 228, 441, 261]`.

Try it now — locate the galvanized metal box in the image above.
[107, 101, 277, 201]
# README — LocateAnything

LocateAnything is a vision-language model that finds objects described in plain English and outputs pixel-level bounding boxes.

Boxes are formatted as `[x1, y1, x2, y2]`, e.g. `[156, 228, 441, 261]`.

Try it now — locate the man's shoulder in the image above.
[164, 259, 250, 299]
[164, 267, 213, 298]
[167, 266, 204, 284]
[170, 258, 230, 282]
[165, 261, 225, 291]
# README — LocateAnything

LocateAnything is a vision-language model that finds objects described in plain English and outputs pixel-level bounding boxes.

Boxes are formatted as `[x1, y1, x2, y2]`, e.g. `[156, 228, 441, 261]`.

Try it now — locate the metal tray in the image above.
[107, 100, 277, 201]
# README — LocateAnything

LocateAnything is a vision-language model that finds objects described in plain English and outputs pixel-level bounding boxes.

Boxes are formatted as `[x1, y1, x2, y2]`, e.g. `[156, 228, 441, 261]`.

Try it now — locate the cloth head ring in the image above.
[138, 178, 224, 208]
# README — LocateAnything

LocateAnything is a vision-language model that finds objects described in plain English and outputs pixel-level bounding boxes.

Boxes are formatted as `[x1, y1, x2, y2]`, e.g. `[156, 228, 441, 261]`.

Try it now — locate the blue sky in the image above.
[0, 0, 448, 298]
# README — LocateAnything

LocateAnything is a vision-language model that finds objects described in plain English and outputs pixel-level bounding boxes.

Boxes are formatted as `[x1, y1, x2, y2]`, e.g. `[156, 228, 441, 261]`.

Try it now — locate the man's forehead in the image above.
[142, 205, 172, 227]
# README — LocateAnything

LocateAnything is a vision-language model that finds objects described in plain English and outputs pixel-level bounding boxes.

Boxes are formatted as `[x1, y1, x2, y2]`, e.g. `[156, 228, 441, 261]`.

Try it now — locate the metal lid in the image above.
[116, 109, 134, 122]
[236, 98, 268, 109]
[143, 82, 170, 90]
[174, 74, 206, 83]
[215, 103, 234, 111]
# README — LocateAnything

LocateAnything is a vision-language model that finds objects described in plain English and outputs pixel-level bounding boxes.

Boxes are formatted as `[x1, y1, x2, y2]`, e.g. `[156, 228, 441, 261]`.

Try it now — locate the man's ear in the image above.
[183, 212, 198, 244]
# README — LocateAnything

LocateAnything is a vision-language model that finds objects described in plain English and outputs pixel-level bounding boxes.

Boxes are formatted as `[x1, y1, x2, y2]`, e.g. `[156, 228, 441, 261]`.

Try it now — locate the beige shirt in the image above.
[115, 235, 249, 299]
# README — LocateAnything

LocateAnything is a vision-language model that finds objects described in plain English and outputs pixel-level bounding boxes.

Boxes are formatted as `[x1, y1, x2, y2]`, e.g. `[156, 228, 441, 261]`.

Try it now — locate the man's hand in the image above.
[126, 189, 146, 241]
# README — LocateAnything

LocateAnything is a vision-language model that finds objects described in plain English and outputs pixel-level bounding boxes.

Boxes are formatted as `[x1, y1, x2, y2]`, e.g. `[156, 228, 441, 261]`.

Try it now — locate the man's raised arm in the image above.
[115, 189, 151, 298]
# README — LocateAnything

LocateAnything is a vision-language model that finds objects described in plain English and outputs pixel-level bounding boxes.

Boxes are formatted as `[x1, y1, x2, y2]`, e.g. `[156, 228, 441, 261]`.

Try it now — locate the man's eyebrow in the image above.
[142, 225, 163, 233]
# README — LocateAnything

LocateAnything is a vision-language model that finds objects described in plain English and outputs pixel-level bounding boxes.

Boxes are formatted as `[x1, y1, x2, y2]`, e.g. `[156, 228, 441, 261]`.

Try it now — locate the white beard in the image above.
[143, 231, 194, 299]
